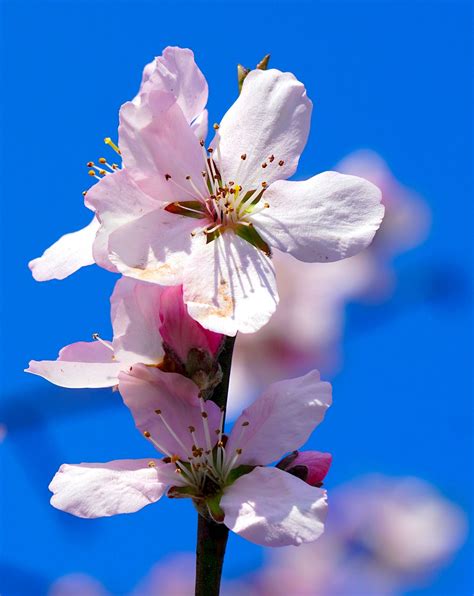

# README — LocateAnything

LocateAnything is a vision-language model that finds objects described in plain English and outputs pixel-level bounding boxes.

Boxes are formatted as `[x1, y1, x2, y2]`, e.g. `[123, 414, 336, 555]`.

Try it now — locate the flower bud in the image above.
[159, 286, 224, 394]
[277, 450, 332, 487]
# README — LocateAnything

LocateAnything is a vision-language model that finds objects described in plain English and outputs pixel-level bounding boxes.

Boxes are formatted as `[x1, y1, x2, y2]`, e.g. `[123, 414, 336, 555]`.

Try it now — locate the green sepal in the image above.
[164, 201, 206, 219]
[206, 494, 225, 523]
[225, 465, 255, 486]
[167, 485, 198, 499]
[235, 224, 271, 256]
[238, 55, 271, 93]
[205, 228, 222, 244]
[256, 54, 271, 71]
[237, 64, 251, 93]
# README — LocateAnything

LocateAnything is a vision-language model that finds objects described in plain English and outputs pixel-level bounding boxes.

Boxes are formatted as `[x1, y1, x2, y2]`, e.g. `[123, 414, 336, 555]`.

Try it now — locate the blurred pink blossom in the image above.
[256, 475, 466, 596]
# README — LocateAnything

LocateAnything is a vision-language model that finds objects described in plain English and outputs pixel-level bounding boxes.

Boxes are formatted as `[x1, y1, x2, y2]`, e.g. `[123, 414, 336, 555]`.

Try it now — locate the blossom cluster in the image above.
[27, 48, 384, 548]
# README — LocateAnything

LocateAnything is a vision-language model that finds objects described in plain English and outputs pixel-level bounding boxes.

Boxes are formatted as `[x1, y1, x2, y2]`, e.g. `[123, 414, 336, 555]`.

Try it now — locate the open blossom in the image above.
[49, 366, 332, 547]
[26, 278, 223, 393]
[29, 47, 208, 282]
[29, 46, 384, 335]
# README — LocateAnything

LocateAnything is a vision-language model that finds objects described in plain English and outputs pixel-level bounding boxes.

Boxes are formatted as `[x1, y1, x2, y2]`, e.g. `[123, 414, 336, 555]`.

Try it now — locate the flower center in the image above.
[142, 400, 251, 497]
[164, 137, 280, 256]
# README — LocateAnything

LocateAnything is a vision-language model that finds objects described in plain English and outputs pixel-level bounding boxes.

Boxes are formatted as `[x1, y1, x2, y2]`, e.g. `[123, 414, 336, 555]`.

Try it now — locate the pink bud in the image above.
[278, 450, 332, 487]
[159, 285, 224, 363]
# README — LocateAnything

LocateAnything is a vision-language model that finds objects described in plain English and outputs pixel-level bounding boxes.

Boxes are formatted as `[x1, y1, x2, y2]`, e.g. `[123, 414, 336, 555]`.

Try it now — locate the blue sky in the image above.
[1, 1, 472, 594]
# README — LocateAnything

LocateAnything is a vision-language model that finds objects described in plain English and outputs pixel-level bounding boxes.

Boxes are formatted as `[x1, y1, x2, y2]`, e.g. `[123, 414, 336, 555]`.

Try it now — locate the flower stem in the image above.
[195, 334, 236, 596]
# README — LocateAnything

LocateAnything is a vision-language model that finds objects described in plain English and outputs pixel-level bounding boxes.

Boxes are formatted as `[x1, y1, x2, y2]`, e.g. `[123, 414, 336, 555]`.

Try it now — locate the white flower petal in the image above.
[26, 341, 122, 389]
[29, 216, 99, 281]
[110, 277, 164, 365]
[254, 171, 384, 262]
[139, 46, 208, 129]
[183, 233, 278, 335]
[49, 459, 177, 518]
[214, 69, 311, 189]
[226, 370, 332, 466]
[221, 466, 327, 547]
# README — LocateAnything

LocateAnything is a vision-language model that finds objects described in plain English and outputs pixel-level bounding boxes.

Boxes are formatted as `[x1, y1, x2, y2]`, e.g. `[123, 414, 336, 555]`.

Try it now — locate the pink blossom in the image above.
[26, 278, 223, 391]
[83, 64, 383, 335]
[49, 367, 332, 547]
[29, 47, 207, 282]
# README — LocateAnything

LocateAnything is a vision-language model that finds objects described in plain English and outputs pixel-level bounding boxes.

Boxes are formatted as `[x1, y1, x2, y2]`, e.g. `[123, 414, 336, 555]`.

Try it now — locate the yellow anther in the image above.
[104, 137, 121, 155]
[213, 123, 220, 130]
[98, 157, 107, 164]
[87, 161, 94, 167]
[82, 191, 87, 197]
[99, 169, 106, 176]
[88, 170, 96, 176]
[144, 431, 151, 438]
[148, 461, 156, 468]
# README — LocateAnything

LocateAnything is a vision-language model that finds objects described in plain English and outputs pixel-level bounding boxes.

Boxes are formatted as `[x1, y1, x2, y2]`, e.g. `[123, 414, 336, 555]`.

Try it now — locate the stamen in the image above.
[104, 137, 121, 155]
[224, 448, 243, 478]
[199, 399, 213, 453]
[155, 409, 191, 456]
[92, 333, 114, 351]
[143, 430, 173, 459]
[278, 160, 285, 166]
[184, 175, 207, 201]
[204, 223, 223, 235]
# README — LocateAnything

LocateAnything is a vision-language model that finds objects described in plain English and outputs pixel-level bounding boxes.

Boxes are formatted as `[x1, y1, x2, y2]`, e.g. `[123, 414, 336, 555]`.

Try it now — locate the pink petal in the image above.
[86, 169, 197, 285]
[139, 47, 208, 134]
[190, 109, 208, 140]
[111, 277, 164, 365]
[226, 370, 332, 466]
[213, 69, 311, 190]
[29, 216, 99, 281]
[254, 171, 384, 263]
[279, 451, 332, 486]
[183, 233, 278, 335]
[159, 285, 223, 362]
[118, 364, 221, 460]
[221, 466, 327, 546]
[26, 341, 122, 388]
[119, 90, 207, 198]
[49, 459, 177, 518]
